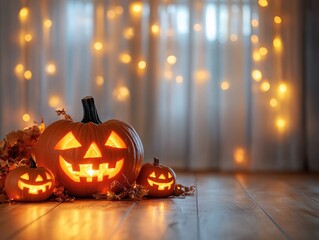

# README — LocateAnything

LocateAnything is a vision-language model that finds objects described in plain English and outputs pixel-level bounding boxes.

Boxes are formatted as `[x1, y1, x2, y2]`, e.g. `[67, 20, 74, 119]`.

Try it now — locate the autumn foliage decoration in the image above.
[34, 96, 144, 197]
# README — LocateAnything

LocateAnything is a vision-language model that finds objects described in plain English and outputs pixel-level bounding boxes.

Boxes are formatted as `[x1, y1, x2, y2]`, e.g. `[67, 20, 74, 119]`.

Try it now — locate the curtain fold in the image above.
[0, 0, 305, 171]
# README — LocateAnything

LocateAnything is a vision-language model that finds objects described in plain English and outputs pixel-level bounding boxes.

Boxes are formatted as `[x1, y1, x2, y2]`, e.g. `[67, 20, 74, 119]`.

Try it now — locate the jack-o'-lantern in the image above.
[137, 157, 176, 197]
[5, 158, 55, 202]
[34, 96, 143, 197]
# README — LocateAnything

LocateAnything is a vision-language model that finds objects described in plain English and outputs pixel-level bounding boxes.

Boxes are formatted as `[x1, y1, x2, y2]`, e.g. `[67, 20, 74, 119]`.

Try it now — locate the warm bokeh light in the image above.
[15, 64, 24, 75]
[24, 70, 32, 80]
[252, 69, 262, 82]
[276, 117, 286, 131]
[113, 86, 130, 101]
[19, 7, 29, 20]
[260, 80, 271, 92]
[115, 6, 123, 15]
[138, 60, 147, 70]
[167, 55, 177, 65]
[195, 70, 210, 83]
[164, 71, 173, 80]
[251, 35, 259, 44]
[119, 53, 132, 64]
[278, 83, 288, 98]
[22, 113, 31, 122]
[151, 24, 160, 34]
[259, 47, 268, 56]
[96, 76, 104, 86]
[269, 98, 278, 107]
[46, 63, 56, 74]
[251, 19, 259, 27]
[274, 16, 282, 24]
[220, 81, 230, 91]
[193, 24, 202, 31]
[43, 19, 52, 28]
[258, 0, 268, 7]
[130, 2, 143, 14]
[94, 41, 103, 51]
[233, 147, 246, 164]
[230, 34, 238, 42]
[176, 75, 183, 84]
[123, 27, 134, 39]
[107, 10, 116, 19]
[49, 96, 61, 108]
[253, 51, 261, 62]
[273, 37, 282, 50]
[24, 34, 32, 42]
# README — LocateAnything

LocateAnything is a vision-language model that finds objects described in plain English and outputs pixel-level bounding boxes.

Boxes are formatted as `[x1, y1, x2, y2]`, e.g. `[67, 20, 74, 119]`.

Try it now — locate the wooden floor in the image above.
[1, 173, 319, 240]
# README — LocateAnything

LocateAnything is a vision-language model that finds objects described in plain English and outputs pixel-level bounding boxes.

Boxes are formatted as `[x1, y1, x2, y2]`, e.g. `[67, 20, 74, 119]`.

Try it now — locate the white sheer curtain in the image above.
[0, 0, 303, 171]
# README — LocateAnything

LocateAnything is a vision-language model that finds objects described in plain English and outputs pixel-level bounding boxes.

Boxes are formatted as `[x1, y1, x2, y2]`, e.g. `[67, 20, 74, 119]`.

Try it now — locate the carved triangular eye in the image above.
[105, 131, 127, 148]
[21, 173, 29, 180]
[46, 173, 52, 180]
[150, 172, 156, 178]
[35, 175, 44, 182]
[168, 172, 172, 178]
[55, 132, 82, 150]
[159, 174, 166, 179]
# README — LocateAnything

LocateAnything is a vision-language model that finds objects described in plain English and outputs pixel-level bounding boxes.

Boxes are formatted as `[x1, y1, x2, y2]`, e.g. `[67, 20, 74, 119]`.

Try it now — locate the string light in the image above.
[24, 70, 32, 80]
[273, 37, 282, 51]
[130, 2, 143, 14]
[195, 70, 210, 83]
[138, 60, 146, 70]
[15, 64, 24, 75]
[22, 113, 31, 122]
[113, 86, 130, 101]
[123, 27, 134, 39]
[119, 53, 131, 63]
[260, 80, 271, 92]
[276, 117, 286, 131]
[151, 24, 160, 34]
[258, 0, 268, 7]
[46, 63, 56, 75]
[251, 19, 259, 27]
[253, 51, 261, 62]
[94, 41, 103, 51]
[43, 19, 52, 28]
[230, 34, 238, 42]
[251, 35, 259, 44]
[114, 6, 123, 15]
[193, 24, 202, 31]
[259, 47, 268, 56]
[107, 10, 116, 20]
[19, 7, 29, 20]
[269, 98, 278, 107]
[220, 81, 230, 91]
[233, 147, 246, 164]
[24, 34, 32, 42]
[167, 55, 177, 65]
[251, 69, 262, 82]
[96, 76, 104, 86]
[48, 96, 61, 108]
[274, 16, 282, 24]
[176, 75, 183, 84]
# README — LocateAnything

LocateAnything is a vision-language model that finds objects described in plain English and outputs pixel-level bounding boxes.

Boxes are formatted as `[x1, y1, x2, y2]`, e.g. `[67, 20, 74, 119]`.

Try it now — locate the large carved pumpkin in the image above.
[34, 96, 143, 197]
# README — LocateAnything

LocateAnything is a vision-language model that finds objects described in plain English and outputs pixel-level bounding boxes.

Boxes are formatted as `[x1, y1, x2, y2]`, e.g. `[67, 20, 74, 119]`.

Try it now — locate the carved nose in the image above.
[84, 143, 102, 158]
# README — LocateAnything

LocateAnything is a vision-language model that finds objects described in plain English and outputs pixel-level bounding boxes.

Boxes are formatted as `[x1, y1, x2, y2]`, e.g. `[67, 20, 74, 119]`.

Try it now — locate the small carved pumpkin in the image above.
[5, 158, 55, 202]
[34, 96, 143, 197]
[137, 157, 176, 198]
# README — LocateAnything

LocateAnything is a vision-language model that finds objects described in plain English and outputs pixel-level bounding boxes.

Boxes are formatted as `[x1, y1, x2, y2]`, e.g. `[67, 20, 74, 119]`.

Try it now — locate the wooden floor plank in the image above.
[0, 202, 61, 240]
[10, 200, 136, 239]
[110, 173, 198, 240]
[236, 173, 319, 240]
[197, 173, 286, 240]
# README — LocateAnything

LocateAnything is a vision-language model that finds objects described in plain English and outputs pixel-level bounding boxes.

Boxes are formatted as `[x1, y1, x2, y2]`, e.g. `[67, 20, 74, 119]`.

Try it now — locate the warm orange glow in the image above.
[251, 35, 259, 44]
[59, 156, 124, 182]
[269, 98, 278, 107]
[22, 113, 31, 122]
[195, 70, 210, 83]
[253, 51, 261, 62]
[221, 81, 230, 90]
[159, 174, 166, 180]
[130, 2, 143, 14]
[150, 172, 156, 178]
[147, 171, 175, 190]
[230, 34, 238, 42]
[259, 47, 268, 56]
[274, 16, 282, 24]
[24, 34, 32, 42]
[21, 173, 29, 180]
[276, 117, 286, 131]
[105, 131, 127, 148]
[273, 37, 282, 51]
[19, 7, 29, 20]
[123, 27, 134, 39]
[35, 175, 44, 182]
[94, 41, 103, 51]
[251, 19, 259, 27]
[113, 86, 130, 101]
[119, 53, 131, 63]
[234, 147, 246, 164]
[46, 63, 56, 74]
[55, 132, 82, 150]
[258, 0, 268, 7]
[24, 70, 32, 80]
[176, 75, 183, 84]
[151, 24, 160, 34]
[96, 76, 104, 86]
[18, 173, 53, 194]
[48, 96, 61, 108]
[260, 80, 271, 92]
[252, 69, 262, 82]
[138, 60, 147, 70]
[84, 143, 102, 158]
[115, 6, 123, 15]
[193, 24, 202, 31]
[106, 10, 116, 19]
[278, 83, 287, 94]
[15, 64, 24, 75]
[43, 19, 52, 28]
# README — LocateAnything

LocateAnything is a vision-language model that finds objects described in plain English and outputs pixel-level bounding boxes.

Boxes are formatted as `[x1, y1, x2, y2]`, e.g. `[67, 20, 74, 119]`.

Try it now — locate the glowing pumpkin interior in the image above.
[54, 130, 127, 183]
[147, 171, 174, 190]
[18, 172, 53, 194]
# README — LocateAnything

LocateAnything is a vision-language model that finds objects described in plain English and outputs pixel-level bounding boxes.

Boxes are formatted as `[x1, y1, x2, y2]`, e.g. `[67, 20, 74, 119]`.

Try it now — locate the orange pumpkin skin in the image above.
[34, 97, 143, 197]
[136, 157, 176, 198]
[5, 158, 55, 202]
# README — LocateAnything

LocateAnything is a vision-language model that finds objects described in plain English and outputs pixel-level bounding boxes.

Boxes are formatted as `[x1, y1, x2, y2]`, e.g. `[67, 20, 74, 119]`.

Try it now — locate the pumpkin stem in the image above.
[81, 96, 102, 124]
[153, 157, 160, 166]
[29, 157, 37, 168]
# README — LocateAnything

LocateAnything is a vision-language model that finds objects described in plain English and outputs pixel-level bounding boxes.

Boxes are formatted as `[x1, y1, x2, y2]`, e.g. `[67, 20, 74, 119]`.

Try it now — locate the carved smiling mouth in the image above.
[147, 179, 174, 190]
[18, 181, 52, 194]
[59, 156, 124, 183]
